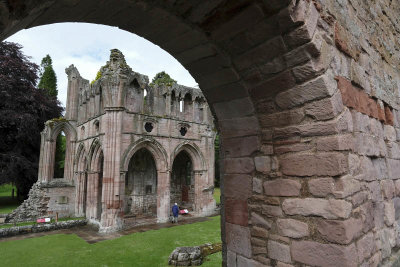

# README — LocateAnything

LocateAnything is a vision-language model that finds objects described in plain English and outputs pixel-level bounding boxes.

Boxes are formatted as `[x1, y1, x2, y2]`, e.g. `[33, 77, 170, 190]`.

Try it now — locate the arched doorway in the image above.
[86, 140, 104, 221]
[125, 148, 157, 218]
[75, 144, 88, 217]
[171, 151, 194, 210]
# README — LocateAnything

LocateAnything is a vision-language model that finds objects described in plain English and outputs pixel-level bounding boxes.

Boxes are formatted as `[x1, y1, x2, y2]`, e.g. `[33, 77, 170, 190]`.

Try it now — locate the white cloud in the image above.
[5, 23, 197, 107]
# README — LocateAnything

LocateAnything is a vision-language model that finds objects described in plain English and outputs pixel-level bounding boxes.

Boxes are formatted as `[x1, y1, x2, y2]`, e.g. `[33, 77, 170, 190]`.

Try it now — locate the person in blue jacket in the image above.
[172, 203, 179, 223]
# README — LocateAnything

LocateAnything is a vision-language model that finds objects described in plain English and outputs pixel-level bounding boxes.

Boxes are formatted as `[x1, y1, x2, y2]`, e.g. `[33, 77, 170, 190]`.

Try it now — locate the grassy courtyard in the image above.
[0, 216, 222, 267]
[0, 184, 20, 214]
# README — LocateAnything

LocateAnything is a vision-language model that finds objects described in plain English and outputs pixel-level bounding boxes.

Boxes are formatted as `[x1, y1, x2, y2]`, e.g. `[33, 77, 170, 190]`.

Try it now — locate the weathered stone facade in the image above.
[1, 0, 400, 265]
[8, 50, 216, 231]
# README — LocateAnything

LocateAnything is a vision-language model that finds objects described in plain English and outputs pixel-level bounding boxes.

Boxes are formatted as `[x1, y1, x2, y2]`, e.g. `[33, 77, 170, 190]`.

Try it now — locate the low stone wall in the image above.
[0, 219, 86, 238]
[6, 180, 75, 223]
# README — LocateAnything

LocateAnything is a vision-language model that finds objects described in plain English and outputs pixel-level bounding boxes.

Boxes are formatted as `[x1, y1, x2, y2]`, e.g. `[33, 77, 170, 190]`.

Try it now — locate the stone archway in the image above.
[87, 139, 104, 221]
[171, 151, 194, 210]
[121, 138, 169, 223]
[125, 148, 158, 218]
[74, 143, 88, 217]
[2, 1, 399, 265]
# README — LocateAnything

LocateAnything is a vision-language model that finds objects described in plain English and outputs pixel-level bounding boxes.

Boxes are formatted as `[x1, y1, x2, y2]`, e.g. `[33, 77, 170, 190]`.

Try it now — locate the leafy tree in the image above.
[54, 134, 66, 178]
[0, 42, 63, 198]
[38, 54, 58, 97]
[150, 71, 177, 87]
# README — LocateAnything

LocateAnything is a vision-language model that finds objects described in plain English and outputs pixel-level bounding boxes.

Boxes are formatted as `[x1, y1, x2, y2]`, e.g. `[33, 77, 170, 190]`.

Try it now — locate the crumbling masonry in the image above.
[7, 50, 216, 231]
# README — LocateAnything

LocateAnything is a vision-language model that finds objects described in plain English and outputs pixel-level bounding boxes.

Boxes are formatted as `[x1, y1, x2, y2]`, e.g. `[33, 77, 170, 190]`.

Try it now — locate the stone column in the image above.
[100, 107, 124, 232]
[157, 170, 170, 222]
[193, 170, 205, 215]
[65, 65, 80, 121]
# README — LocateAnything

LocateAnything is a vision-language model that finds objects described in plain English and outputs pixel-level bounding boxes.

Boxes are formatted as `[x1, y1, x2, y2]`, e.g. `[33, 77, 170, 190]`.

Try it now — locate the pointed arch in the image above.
[121, 137, 168, 172]
[171, 142, 206, 171]
[75, 142, 88, 173]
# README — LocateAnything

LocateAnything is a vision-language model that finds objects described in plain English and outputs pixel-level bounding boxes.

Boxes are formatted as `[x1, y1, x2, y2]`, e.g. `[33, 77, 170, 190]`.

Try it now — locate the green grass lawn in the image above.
[0, 184, 21, 214]
[213, 187, 220, 205]
[0, 216, 222, 267]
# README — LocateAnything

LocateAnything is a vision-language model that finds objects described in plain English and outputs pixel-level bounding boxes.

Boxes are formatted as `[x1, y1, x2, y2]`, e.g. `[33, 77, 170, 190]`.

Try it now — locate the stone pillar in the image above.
[157, 170, 170, 222]
[65, 65, 80, 121]
[39, 139, 56, 183]
[193, 170, 205, 215]
[63, 136, 75, 182]
[75, 171, 87, 217]
[100, 108, 124, 232]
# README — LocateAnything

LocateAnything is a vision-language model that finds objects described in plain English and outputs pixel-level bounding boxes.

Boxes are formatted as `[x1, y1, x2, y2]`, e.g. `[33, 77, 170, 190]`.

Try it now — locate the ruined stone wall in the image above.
[6, 180, 75, 222]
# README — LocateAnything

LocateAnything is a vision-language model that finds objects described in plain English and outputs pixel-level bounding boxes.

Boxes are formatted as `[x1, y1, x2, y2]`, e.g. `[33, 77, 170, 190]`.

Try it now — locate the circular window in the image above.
[180, 127, 187, 136]
[144, 122, 153, 133]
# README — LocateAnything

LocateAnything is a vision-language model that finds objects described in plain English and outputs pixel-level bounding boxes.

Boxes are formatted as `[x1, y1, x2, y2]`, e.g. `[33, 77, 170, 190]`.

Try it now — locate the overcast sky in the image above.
[6, 23, 197, 107]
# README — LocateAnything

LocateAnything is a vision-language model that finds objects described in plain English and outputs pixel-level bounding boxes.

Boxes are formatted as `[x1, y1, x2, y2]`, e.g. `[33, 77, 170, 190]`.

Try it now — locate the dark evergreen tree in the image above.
[38, 54, 58, 97]
[0, 42, 63, 198]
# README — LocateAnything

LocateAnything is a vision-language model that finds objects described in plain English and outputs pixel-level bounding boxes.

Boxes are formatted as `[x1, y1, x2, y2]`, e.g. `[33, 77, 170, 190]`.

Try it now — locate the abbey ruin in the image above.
[7, 49, 217, 231]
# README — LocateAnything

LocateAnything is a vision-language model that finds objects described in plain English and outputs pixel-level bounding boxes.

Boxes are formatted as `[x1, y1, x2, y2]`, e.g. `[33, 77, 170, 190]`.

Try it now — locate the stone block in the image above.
[210, 4, 265, 42]
[274, 141, 312, 154]
[263, 179, 301, 197]
[254, 156, 271, 173]
[317, 218, 362, 244]
[334, 23, 359, 60]
[305, 91, 344, 121]
[222, 136, 260, 158]
[251, 237, 267, 247]
[251, 225, 269, 238]
[223, 174, 252, 200]
[291, 241, 358, 266]
[268, 240, 291, 263]
[277, 218, 309, 238]
[381, 180, 395, 200]
[280, 152, 348, 177]
[250, 212, 272, 229]
[387, 159, 400, 179]
[259, 108, 304, 128]
[252, 177, 263, 194]
[250, 70, 296, 100]
[282, 198, 352, 219]
[385, 106, 394, 126]
[356, 233, 374, 263]
[219, 116, 260, 138]
[333, 175, 361, 198]
[225, 199, 248, 226]
[351, 191, 368, 207]
[237, 255, 266, 267]
[316, 134, 354, 152]
[384, 126, 396, 144]
[308, 178, 335, 197]
[223, 157, 255, 174]
[261, 204, 283, 217]
[283, 2, 319, 49]
[252, 246, 267, 255]
[227, 249, 237, 267]
[384, 201, 395, 226]
[276, 74, 335, 109]
[234, 35, 287, 71]
[226, 223, 252, 258]
[213, 97, 254, 121]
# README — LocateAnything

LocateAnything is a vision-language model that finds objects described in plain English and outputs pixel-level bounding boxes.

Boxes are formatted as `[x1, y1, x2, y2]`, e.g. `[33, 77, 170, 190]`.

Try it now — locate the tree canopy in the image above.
[0, 42, 63, 198]
[38, 54, 58, 97]
[150, 71, 177, 87]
